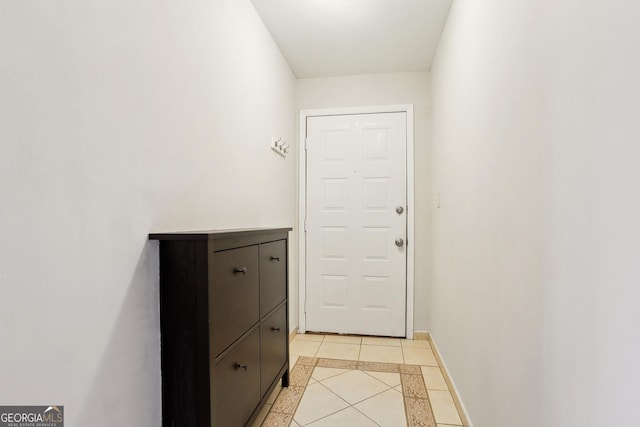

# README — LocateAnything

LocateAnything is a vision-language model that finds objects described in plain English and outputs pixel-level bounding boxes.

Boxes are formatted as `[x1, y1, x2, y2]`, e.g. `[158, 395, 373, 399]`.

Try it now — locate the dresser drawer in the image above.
[212, 328, 260, 427]
[260, 304, 287, 397]
[260, 240, 287, 316]
[210, 245, 259, 356]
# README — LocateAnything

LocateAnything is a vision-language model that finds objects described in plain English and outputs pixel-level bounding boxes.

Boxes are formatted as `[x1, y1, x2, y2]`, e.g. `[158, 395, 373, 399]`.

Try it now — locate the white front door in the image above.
[305, 112, 407, 337]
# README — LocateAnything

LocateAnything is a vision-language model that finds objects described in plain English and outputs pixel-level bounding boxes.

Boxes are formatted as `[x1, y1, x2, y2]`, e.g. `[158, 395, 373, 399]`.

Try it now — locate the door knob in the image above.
[395, 238, 404, 247]
[395, 206, 404, 214]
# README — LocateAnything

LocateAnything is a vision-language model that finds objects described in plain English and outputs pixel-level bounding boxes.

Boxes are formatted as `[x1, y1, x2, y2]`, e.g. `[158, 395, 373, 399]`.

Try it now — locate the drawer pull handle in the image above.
[271, 327, 280, 332]
[234, 267, 247, 275]
[235, 363, 248, 371]
[270, 256, 280, 262]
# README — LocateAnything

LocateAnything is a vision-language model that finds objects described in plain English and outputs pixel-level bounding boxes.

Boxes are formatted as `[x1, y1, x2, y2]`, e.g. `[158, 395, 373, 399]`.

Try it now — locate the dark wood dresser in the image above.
[149, 228, 291, 427]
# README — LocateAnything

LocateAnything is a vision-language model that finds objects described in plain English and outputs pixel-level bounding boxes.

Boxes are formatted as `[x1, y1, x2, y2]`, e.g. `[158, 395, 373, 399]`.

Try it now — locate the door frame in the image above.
[298, 105, 415, 339]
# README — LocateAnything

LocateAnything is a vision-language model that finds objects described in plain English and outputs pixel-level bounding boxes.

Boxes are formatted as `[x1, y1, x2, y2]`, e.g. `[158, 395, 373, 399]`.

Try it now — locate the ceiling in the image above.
[250, 0, 453, 78]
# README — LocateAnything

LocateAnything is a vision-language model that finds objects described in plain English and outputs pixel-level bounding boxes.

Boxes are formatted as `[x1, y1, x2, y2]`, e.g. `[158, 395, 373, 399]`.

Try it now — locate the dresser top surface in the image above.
[149, 227, 292, 241]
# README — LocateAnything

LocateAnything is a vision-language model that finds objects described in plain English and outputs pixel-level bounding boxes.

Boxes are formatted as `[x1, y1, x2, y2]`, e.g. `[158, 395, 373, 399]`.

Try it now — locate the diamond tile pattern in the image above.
[294, 383, 351, 425]
[257, 334, 466, 427]
[321, 370, 390, 404]
[354, 388, 406, 427]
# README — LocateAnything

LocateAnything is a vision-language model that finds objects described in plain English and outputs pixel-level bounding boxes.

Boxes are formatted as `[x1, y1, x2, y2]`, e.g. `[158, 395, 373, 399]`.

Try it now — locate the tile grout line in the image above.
[350, 404, 385, 427]
[262, 356, 319, 426]
[360, 370, 402, 388]
[322, 362, 407, 426]
[264, 357, 438, 427]
[338, 382, 395, 407]
[301, 381, 354, 425]
[313, 367, 351, 382]
[312, 336, 322, 357]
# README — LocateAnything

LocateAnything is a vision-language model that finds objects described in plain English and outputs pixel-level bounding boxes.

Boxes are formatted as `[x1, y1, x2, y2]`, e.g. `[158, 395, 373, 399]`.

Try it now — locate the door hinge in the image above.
[304, 138, 309, 150]
[304, 219, 307, 232]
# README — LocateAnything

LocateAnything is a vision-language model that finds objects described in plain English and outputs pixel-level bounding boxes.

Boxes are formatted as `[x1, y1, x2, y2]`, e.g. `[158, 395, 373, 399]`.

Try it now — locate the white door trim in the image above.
[298, 105, 415, 339]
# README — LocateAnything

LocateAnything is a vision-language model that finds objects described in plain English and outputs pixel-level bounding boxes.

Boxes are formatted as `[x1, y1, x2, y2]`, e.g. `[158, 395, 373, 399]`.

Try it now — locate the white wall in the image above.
[542, 1, 640, 425]
[0, 1, 296, 425]
[296, 72, 432, 333]
[431, 1, 640, 426]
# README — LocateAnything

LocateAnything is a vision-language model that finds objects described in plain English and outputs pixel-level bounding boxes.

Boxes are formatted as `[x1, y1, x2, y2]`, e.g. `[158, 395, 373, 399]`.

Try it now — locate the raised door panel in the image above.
[209, 245, 259, 356]
[212, 329, 260, 427]
[260, 304, 287, 397]
[259, 240, 287, 316]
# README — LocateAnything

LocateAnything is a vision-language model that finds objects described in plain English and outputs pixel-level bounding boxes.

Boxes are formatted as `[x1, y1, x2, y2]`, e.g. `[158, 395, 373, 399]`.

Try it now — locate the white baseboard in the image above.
[428, 332, 474, 427]
[413, 331, 429, 340]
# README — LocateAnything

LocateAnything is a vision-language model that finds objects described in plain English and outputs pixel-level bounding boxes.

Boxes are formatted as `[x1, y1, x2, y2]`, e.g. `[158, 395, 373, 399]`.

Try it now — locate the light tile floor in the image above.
[253, 334, 465, 427]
